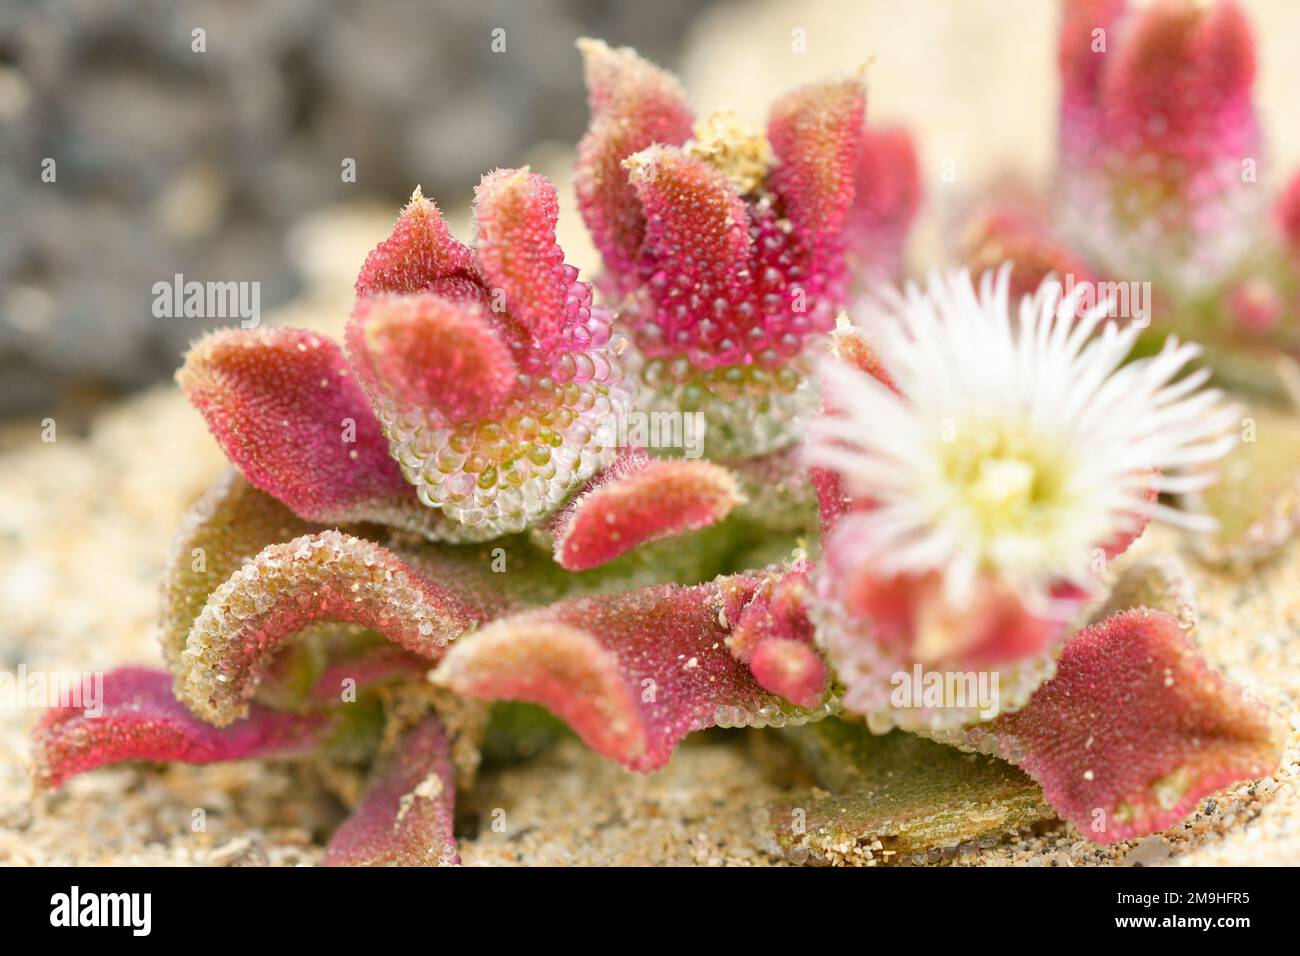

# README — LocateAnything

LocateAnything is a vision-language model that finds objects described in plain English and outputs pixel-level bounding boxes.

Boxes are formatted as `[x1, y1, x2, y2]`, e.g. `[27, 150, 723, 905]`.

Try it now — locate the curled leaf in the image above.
[549, 449, 743, 571]
[32, 668, 327, 789]
[728, 564, 829, 709]
[433, 575, 835, 772]
[324, 716, 459, 866]
[624, 145, 753, 323]
[160, 469, 320, 669]
[178, 530, 505, 726]
[473, 167, 578, 347]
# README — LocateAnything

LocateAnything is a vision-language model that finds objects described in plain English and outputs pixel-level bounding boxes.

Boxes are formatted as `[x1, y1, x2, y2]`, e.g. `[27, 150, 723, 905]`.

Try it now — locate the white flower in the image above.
[807, 265, 1238, 613]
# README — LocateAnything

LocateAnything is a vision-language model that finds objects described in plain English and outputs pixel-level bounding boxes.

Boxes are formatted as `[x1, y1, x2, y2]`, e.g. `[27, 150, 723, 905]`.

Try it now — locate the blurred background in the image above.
[3, 0, 1300, 431]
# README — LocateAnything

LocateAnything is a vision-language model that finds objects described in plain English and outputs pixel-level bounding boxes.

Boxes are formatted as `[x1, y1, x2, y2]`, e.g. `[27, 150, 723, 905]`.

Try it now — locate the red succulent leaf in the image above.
[1058, 0, 1128, 151]
[433, 575, 828, 771]
[355, 188, 478, 298]
[473, 167, 586, 349]
[728, 565, 828, 708]
[575, 38, 694, 295]
[957, 608, 1282, 843]
[748, 639, 828, 711]
[1102, 0, 1256, 163]
[32, 667, 327, 789]
[549, 448, 744, 571]
[961, 204, 1101, 302]
[347, 292, 517, 423]
[324, 716, 459, 866]
[767, 75, 865, 264]
[1275, 170, 1300, 256]
[178, 530, 507, 727]
[846, 125, 921, 283]
[625, 145, 753, 315]
[178, 327, 441, 534]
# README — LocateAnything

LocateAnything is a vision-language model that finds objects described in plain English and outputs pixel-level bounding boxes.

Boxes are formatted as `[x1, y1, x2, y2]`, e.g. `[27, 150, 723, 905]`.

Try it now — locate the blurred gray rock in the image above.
[0, 0, 706, 416]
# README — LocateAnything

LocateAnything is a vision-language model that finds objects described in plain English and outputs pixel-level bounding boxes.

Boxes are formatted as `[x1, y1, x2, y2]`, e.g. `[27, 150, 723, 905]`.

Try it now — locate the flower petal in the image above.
[178, 530, 506, 726]
[347, 292, 517, 424]
[31, 668, 327, 789]
[178, 327, 441, 534]
[955, 608, 1282, 843]
[433, 575, 834, 771]
[323, 716, 459, 866]
[575, 38, 694, 295]
[549, 449, 743, 571]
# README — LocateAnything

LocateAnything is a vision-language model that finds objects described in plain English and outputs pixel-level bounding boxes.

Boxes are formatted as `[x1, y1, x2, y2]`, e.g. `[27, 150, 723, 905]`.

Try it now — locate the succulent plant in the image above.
[31, 8, 1291, 866]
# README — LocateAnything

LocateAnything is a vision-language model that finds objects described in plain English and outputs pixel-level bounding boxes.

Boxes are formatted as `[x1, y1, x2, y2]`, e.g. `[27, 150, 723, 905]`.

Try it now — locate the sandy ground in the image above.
[3, 0, 1300, 865]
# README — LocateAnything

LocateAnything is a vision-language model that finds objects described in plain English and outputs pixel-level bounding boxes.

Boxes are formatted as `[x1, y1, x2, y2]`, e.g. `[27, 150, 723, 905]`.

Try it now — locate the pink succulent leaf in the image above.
[748, 639, 828, 711]
[624, 145, 754, 334]
[623, 142, 838, 376]
[728, 564, 829, 709]
[177, 529, 508, 727]
[347, 292, 517, 423]
[354, 189, 478, 298]
[1275, 169, 1300, 256]
[1058, 0, 1129, 158]
[1057, 0, 1262, 287]
[32, 667, 328, 790]
[1103, 0, 1256, 165]
[846, 125, 921, 285]
[549, 447, 744, 571]
[575, 38, 694, 295]
[961, 203, 1104, 303]
[954, 608, 1282, 843]
[178, 327, 445, 536]
[473, 167, 588, 349]
[324, 716, 459, 866]
[766, 74, 865, 276]
[433, 574, 832, 772]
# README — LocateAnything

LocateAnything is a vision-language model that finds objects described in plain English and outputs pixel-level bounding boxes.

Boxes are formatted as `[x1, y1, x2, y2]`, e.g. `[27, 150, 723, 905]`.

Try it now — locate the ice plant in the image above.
[29, 25, 1285, 864]
[806, 266, 1240, 730]
[575, 39, 919, 457]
